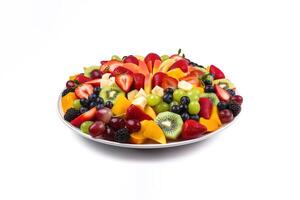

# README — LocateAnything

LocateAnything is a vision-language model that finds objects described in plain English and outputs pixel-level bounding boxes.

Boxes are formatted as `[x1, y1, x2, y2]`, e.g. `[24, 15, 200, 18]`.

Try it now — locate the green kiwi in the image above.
[84, 66, 100, 77]
[100, 85, 125, 103]
[155, 112, 183, 140]
[213, 79, 235, 90]
[199, 93, 220, 105]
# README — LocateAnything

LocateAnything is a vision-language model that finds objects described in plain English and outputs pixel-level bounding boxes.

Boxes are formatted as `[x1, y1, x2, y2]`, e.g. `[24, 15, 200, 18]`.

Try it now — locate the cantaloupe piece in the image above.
[199, 106, 222, 132]
[61, 92, 77, 113]
[167, 68, 186, 80]
[111, 95, 131, 116]
[141, 120, 166, 144]
[144, 106, 156, 119]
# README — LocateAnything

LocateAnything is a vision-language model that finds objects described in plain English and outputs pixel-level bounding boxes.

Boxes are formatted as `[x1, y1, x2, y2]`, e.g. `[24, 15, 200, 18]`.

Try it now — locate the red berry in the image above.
[182, 120, 207, 140]
[169, 59, 189, 72]
[209, 65, 225, 79]
[75, 84, 94, 99]
[231, 95, 243, 105]
[132, 73, 145, 90]
[144, 53, 161, 64]
[91, 70, 102, 79]
[218, 109, 234, 123]
[66, 80, 75, 88]
[108, 117, 126, 131]
[115, 73, 134, 92]
[126, 105, 153, 121]
[214, 85, 231, 102]
[125, 119, 141, 133]
[152, 72, 168, 87]
[161, 76, 178, 89]
[89, 121, 105, 138]
[124, 55, 139, 65]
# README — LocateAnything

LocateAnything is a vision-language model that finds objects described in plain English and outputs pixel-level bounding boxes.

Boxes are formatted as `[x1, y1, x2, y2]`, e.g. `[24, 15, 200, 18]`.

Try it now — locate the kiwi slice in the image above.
[155, 112, 183, 140]
[199, 93, 220, 105]
[84, 66, 100, 77]
[100, 85, 125, 103]
[213, 79, 235, 90]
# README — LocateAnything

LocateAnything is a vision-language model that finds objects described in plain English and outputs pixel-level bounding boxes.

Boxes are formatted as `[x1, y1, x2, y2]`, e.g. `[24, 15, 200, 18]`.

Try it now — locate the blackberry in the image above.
[114, 128, 130, 143]
[228, 102, 241, 117]
[227, 89, 236, 96]
[62, 87, 75, 97]
[64, 108, 80, 122]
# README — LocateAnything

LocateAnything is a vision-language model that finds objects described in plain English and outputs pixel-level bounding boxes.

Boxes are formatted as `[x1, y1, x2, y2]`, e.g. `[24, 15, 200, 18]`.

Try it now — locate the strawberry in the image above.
[161, 76, 178, 89]
[214, 85, 231, 102]
[180, 75, 200, 87]
[126, 105, 153, 121]
[169, 59, 189, 72]
[145, 53, 161, 72]
[182, 120, 207, 140]
[75, 84, 94, 99]
[199, 98, 213, 119]
[112, 67, 133, 76]
[115, 73, 133, 92]
[152, 72, 168, 87]
[75, 74, 92, 84]
[71, 107, 97, 127]
[100, 60, 123, 73]
[124, 55, 139, 65]
[132, 73, 145, 90]
[209, 65, 225, 79]
[85, 79, 101, 86]
[100, 60, 108, 65]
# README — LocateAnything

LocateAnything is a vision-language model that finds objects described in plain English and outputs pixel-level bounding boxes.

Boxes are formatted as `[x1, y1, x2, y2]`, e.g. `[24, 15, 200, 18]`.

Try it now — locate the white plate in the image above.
[58, 94, 236, 149]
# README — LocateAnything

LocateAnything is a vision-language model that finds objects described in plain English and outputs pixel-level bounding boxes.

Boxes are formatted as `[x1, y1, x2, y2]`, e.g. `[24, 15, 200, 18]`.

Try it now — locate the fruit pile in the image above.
[61, 51, 243, 144]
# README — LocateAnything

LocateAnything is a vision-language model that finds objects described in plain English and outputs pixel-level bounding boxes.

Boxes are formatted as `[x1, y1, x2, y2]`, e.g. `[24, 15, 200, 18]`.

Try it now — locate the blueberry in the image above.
[89, 101, 97, 108]
[96, 104, 104, 110]
[95, 97, 104, 104]
[179, 104, 188, 113]
[190, 114, 200, 121]
[79, 107, 88, 114]
[163, 93, 173, 104]
[170, 105, 181, 114]
[105, 101, 113, 109]
[93, 86, 101, 95]
[164, 88, 174, 94]
[88, 93, 98, 102]
[80, 98, 89, 107]
[227, 89, 236, 96]
[205, 85, 215, 93]
[181, 112, 190, 121]
[217, 101, 228, 110]
[180, 96, 190, 105]
[203, 79, 212, 86]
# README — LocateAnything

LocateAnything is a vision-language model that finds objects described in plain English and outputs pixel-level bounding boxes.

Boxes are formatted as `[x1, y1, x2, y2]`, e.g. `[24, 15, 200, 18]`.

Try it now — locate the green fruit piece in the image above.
[155, 111, 183, 140]
[202, 74, 214, 82]
[186, 89, 200, 101]
[199, 93, 220, 105]
[80, 121, 94, 134]
[154, 102, 170, 113]
[188, 101, 201, 115]
[161, 55, 169, 61]
[213, 79, 235, 90]
[84, 66, 100, 77]
[73, 99, 81, 110]
[170, 101, 179, 108]
[100, 85, 125, 104]
[147, 94, 162, 106]
[111, 55, 122, 61]
[173, 89, 186, 102]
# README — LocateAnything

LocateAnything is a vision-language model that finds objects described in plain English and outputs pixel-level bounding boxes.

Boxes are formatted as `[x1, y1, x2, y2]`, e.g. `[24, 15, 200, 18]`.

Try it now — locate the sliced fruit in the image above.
[198, 93, 220, 105]
[132, 96, 147, 110]
[199, 106, 222, 132]
[144, 106, 157, 119]
[158, 59, 176, 72]
[111, 95, 132, 116]
[182, 120, 207, 140]
[152, 72, 167, 87]
[75, 84, 94, 99]
[127, 89, 138, 101]
[178, 80, 193, 91]
[132, 73, 145, 90]
[144, 73, 152, 94]
[130, 131, 146, 144]
[167, 68, 186, 80]
[84, 66, 100, 77]
[152, 59, 162, 74]
[100, 85, 125, 103]
[199, 98, 213, 119]
[135, 88, 147, 98]
[214, 84, 231, 102]
[75, 74, 92, 84]
[134, 55, 145, 61]
[194, 87, 204, 93]
[71, 107, 97, 127]
[126, 105, 153, 121]
[112, 66, 133, 76]
[161, 76, 178, 90]
[85, 78, 101, 86]
[100, 60, 123, 73]
[123, 55, 139, 65]
[213, 79, 235, 90]
[144, 53, 161, 72]
[61, 92, 77, 113]
[169, 59, 189, 72]
[141, 120, 166, 144]
[180, 72, 202, 87]
[209, 65, 225, 79]
[115, 73, 133, 92]
[154, 112, 183, 140]
[151, 85, 164, 97]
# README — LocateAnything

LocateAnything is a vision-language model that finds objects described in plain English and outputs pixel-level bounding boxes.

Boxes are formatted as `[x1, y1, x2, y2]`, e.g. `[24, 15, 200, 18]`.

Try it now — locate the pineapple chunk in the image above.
[178, 80, 193, 91]
[132, 96, 147, 110]
[151, 86, 164, 97]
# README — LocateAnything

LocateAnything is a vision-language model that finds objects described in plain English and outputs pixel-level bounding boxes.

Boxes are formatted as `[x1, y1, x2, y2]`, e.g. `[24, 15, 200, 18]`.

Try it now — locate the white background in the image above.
[0, 0, 299, 199]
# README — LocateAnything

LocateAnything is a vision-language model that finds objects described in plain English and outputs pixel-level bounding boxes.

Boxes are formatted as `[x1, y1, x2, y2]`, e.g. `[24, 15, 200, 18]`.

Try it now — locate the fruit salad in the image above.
[60, 50, 243, 144]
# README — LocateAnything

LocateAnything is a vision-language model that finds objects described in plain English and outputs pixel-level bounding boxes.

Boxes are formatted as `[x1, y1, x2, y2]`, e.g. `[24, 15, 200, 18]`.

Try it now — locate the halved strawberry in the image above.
[169, 59, 189, 72]
[112, 67, 133, 76]
[152, 72, 168, 87]
[123, 55, 139, 65]
[75, 74, 92, 84]
[71, 107, 97, 127]
[132, 73, 145, 90]
[115, 73, 133, 92]
[210, 65, 225, 79]
[126, 105, 153, 121]
[199, 98, 213, 119]
[161, 76, 178, 89]
[214, 85, 231, 102]
[75, 84, 94, 99]
[181, 120, 207, 140]
[85, 79, 101, 87]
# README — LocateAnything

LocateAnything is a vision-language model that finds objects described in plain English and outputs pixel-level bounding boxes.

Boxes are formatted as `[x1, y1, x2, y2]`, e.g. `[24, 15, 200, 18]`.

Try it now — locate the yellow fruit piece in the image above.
[130, 131, 146, 144]
[112, 95, 131, 116]
[69, 74, 79, 81]
[141, 120, 166, 144]
[61, 92, 77, 113]
[144, 73, 153, 94]
[144, 106, 156, 119]
[199, 106, 222, 132]
[158, 59, 176, 73]
[135, 55, 145, 61]
[167, 68, 186, 80]
[194, 87, 204, 93]
[127, 90, 138, 101]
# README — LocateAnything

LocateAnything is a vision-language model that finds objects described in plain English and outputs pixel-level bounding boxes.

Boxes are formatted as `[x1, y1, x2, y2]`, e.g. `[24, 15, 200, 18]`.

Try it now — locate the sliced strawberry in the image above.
[85, 79, 101, 87]
[214, 85, 231, 102]
[115, 73, 133, 92]
[132, 73, 145, 90]
[161, 76, 178, 89]
[180, 75, 200, 87]
[152, 72, 168, 87]
[123, 55, 139, 65]
[75, 84, 94, 99]
[199, 98, 213, 119]
[210, 65, 225, 79]
[112, 67, 133, 76]
[189, 69, 205, 78]
[181, 120, 207, 140]
[126, 105, 153, 121]
[71, 107, 97, 127]
[75, 74, 92, 84]
[169, 59, 189, 72]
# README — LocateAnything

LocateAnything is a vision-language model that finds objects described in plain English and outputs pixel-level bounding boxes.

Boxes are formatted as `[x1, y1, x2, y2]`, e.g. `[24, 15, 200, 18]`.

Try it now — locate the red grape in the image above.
[218, 109, 234, 123]
[125, 119, 141, 133]
[103, 126, 115, 141]
[231, 95, 243, 105]
[89, 121, 105, 138]
[108, 117, 125, 130]
[95, 108, 112, 124]
[66, 80, 75, 88]
[91, 70, 102, 79]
